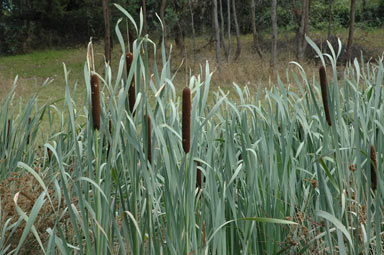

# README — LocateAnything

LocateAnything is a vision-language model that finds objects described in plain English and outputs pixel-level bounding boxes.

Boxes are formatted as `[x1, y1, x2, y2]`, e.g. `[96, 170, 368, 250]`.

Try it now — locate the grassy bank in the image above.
[1, 28, 383, 105]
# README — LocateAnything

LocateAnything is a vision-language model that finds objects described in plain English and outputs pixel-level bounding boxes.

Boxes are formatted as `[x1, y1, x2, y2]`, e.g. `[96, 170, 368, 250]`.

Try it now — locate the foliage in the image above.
[0, 5, 383, 255]
[1, 0, 384, 54]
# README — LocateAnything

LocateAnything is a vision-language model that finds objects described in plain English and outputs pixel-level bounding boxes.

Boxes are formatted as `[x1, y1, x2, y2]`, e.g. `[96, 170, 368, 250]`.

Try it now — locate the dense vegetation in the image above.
[0, 6, 383, 254]
[1, 0, 384, 54]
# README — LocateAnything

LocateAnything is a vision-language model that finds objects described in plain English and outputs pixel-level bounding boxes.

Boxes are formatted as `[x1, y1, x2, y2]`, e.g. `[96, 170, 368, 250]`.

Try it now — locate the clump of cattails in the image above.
[126, 53, 136, 116]
[90, 73, 100, 130]
[182, 87, 191, 154]
[319, 66, 332, 126]
[370, 145, 377, 192]
[146, 115, 152, 165]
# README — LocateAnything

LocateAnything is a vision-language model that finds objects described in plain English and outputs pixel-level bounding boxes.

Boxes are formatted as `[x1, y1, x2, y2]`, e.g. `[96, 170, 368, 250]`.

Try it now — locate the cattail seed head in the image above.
[47, 147, 52, 162]
[129, 83, 136, 116]
[182, 87, 191, 154]
[91, 74, 100, 130]
[127, 53, 136, 116]
[370, 145, 377, 192]
[126, 52, 134, 74]
[319, 66, 332, 126]
[146, 115, 152, 165]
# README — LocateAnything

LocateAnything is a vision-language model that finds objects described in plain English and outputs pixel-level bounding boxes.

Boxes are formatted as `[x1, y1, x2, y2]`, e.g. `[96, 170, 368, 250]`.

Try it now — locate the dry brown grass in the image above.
[0, 164, 69, 254]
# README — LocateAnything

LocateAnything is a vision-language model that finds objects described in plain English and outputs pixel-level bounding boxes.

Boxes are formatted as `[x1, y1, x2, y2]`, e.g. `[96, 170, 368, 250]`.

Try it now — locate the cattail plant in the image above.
[319, 66, 332, 126]
[91, 73, 100, 130]
[126, 53, 136, 116]
[146, 115, 152, 165]
[182, 87, 191, 154]
[26, 117, 31, 145]
[107, 119, 112, 158]
[47, 147, 52, 162]
[196, 161, 202, 191]
[370, 145, 377, 192]
[6, 119, 10, 150]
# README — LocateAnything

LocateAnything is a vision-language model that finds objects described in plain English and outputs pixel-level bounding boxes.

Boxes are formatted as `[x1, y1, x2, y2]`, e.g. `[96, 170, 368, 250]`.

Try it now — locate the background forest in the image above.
[1, 0, 383, 55]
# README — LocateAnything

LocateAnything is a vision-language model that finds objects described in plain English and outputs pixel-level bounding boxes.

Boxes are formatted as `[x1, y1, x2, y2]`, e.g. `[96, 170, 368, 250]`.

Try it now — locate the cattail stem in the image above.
[91, 73, 101, 130]
[370, 145, 377, 192]
[27, 117, 31, 145]
[146, 115, 152, 165]
[107, 119, 112, 158]
[196, 161, 202, 191]
[127, 53, 136, 116]
[182, 87, 191, 154]
[319, 66, 332, 126]
[6, 119, 10, 150]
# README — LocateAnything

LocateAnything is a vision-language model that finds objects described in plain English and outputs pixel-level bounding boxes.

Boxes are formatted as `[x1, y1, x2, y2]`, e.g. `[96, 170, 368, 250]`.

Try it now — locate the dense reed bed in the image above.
[0, 5, 383, 254]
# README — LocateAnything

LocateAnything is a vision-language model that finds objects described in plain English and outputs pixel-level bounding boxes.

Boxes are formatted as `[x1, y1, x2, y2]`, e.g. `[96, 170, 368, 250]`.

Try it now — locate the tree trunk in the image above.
[160, 0, 167, 46]
[175, 21, 186, 56]
[297, 0, 309, 61]
[219, 0, 227, 58]
[142, 0, 147, 35]
[270, 0, 277, 68]
[302, 0, 310, 55]
[327, 0, 334, 40]
[213, 0, 221, 69]
[232, 0, 241, 60]
[346, 0, 355, 63]
[226, 0, 231, 62]
[251, 0, 263, 58]
[188, 0, 197, 62]
[102, 0, 111, 64]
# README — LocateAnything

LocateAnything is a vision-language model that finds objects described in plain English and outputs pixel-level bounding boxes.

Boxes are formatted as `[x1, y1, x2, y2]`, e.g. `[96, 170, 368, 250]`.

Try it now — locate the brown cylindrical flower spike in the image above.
[146, 115, 152, 165]
[91, 73, 100, 130]
[182, 87, 191, 154]
[370, 145, 377, 192]
[127, 53, 136, 116]
[319, 66, 332, 126]
[47, 148, 52, 162]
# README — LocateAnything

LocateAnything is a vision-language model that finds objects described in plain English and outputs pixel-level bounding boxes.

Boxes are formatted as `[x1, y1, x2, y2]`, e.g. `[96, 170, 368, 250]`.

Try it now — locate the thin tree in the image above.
[219, 0, 228, 59]
[327, 0, 334, 40]
[297, 0, 309, 61]
[226, 0, 231, 62]
[102, 0, 111, 64]
[346, 0, 356, 63]
[213, 0, 221, 69]
[159, 0, 167, 47]
[174, 0, 186, 57]
[251, 0, 263, 57]
[270, 0, 277, 68]
[232, 0, 241, 60]
[188, 0, 197, 63]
